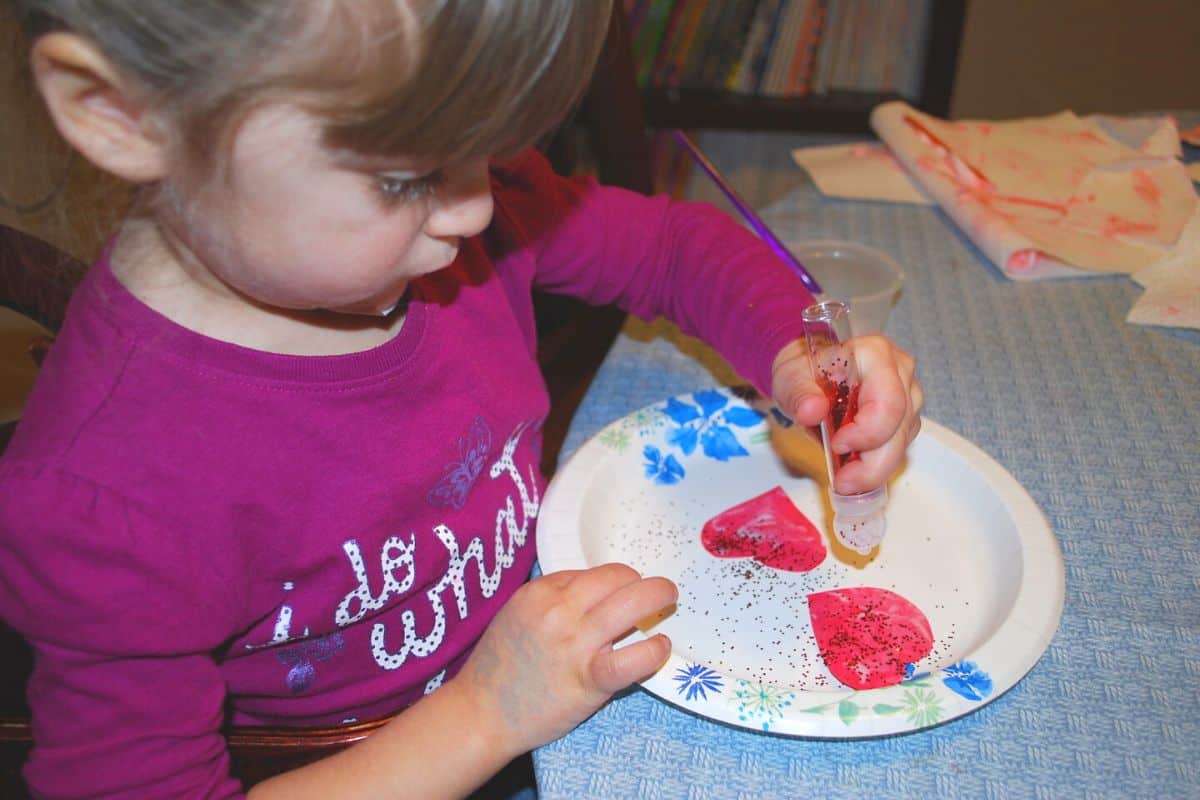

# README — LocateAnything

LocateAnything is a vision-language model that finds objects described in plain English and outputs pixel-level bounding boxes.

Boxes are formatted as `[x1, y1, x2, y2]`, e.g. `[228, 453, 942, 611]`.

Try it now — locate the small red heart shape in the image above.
[807, 587, 934, 690]
[701, 486, 826, 572]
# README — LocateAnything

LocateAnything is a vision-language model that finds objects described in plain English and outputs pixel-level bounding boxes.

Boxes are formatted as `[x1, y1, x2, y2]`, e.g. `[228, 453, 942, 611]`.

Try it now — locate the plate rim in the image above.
[537, 387, 1065, 738]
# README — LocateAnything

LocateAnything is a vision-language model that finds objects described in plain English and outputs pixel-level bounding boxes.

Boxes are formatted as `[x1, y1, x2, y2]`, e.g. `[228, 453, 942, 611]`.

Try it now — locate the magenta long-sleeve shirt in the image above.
[0, 150, 812, 797]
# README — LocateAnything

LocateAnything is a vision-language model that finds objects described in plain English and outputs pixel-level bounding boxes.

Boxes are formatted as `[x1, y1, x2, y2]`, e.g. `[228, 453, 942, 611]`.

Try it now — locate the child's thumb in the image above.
[770, 344, 828, 428]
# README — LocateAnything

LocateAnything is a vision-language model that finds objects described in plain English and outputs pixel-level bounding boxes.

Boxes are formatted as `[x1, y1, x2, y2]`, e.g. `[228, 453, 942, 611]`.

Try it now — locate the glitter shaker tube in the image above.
[801, 300, 888, 554]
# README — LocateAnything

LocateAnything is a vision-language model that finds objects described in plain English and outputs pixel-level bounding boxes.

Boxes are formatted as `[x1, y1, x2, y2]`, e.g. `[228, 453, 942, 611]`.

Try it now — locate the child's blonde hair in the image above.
[11, 0, 612, 178]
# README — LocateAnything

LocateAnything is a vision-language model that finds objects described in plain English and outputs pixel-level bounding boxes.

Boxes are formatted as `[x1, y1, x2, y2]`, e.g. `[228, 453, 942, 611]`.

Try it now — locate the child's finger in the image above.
[831, 340, 915, 453]
[551, 562, 646, 614]
[589, 634, 672, 695]
[832, 374, 907, 454]
[579, 575, 677, 649]
[832, 425, 911, 493]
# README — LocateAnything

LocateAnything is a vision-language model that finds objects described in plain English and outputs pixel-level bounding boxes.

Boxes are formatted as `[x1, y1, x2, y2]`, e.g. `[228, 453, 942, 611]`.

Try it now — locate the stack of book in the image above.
[625, 0, 933, 100]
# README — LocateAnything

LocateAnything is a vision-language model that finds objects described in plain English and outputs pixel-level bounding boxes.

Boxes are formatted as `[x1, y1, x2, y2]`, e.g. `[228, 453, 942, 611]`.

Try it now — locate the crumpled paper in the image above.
[1126, 204, 1200, 330]
[790, 143, 934, 205]
[869, 101, 1197, 280]
[791, 103, 1200, 330]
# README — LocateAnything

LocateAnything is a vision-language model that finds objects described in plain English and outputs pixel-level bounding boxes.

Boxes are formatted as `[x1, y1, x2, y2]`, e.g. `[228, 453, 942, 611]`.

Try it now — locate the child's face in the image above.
[178, 103, 495, 316]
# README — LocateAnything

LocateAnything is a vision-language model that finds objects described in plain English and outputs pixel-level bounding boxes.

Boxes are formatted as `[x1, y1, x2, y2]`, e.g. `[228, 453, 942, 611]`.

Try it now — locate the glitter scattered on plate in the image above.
[537, 387, 1064, 737]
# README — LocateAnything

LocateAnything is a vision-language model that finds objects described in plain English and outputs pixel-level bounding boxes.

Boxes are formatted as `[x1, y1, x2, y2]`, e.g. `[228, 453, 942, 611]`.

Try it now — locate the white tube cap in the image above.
[829, 485, 888, 554]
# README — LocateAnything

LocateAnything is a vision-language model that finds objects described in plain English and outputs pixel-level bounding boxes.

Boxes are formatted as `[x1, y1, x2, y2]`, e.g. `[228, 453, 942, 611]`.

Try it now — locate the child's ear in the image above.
[30, 32, 169, 184]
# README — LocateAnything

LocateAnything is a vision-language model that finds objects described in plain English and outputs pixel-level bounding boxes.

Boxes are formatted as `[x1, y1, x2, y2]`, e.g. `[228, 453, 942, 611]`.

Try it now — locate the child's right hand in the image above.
[453, 563, 677, 756]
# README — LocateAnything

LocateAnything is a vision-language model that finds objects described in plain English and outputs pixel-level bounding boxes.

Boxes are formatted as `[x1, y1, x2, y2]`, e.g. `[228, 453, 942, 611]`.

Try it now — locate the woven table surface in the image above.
[532, 129, 1200, 800]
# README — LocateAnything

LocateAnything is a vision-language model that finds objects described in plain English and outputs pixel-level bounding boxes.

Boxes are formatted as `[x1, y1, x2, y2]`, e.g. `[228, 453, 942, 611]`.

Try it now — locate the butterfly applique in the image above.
[426, 416, 493, 510]
[276, 632, 346, 694]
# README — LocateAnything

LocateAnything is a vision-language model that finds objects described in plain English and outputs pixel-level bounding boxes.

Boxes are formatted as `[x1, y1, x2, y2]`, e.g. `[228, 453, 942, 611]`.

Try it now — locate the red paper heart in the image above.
[807, 587, 934, 690]
[701, 486, 826, 572]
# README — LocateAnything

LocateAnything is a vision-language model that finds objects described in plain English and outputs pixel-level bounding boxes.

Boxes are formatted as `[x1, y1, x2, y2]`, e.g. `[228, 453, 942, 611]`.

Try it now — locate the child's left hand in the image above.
[769, 335, 923, 495]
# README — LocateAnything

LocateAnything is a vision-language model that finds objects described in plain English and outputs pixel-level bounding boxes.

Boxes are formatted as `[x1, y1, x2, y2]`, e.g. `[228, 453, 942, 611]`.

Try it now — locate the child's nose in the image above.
[425, 159, 494, 240]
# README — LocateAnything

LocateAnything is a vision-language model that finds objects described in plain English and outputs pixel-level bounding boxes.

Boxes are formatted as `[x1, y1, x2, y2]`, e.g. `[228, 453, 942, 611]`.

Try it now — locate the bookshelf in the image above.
[629, 0, 967, 132]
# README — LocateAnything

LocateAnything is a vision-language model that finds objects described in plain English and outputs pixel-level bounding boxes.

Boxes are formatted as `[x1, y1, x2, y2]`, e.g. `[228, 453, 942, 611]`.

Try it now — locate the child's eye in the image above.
[373, 170, 445, 205]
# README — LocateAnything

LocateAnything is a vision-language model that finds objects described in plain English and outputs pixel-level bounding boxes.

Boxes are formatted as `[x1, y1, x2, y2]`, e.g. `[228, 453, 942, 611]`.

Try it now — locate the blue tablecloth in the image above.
[532, 141, 1200, 799]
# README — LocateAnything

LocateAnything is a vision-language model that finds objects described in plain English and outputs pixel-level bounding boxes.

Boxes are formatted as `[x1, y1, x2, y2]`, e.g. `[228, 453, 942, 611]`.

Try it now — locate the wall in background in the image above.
[0, 10, 130, 262]
[951, 0, 1200, 119]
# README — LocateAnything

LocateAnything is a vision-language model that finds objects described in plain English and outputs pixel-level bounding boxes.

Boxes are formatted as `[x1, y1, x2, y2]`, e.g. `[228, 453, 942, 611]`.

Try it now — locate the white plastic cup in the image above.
[788, 240, 904, 336]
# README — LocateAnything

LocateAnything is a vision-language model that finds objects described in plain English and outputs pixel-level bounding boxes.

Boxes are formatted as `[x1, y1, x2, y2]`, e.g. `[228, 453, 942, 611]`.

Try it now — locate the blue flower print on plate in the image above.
[942, 660, 994, 701]
[673, 663, 724, 702]
[647, 389, 764, 484]
[731, 681, 795, 732]
[643, 445, 685, 485]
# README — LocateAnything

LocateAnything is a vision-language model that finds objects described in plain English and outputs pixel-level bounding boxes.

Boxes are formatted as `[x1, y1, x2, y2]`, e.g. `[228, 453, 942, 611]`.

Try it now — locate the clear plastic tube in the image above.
[801, 300, 888, 554]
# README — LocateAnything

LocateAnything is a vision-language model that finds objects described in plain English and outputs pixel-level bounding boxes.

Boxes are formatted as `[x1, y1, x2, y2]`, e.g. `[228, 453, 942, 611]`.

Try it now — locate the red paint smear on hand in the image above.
[701, 487, 826, 572]
[807, 587, 934, 690]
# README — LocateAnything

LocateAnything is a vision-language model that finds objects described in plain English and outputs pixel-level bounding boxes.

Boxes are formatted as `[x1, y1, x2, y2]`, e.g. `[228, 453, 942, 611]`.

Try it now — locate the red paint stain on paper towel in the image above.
[1132, 169, 1161, 207]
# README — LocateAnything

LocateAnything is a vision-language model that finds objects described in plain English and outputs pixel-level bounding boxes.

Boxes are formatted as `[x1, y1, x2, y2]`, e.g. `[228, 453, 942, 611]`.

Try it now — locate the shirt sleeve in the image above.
[0, 462, 246, 799]
[491, 149, 815, 395]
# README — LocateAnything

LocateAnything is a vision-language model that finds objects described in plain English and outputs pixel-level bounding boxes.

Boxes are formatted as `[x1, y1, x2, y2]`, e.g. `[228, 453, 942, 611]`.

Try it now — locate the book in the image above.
[725, 0, 769, 91]
[624, 0, 650, 31]
[878, 0, 906, 91]
[830, 0, 864, 92]
[649, 0, 693, 87]
[810, 0, 846, 95]
[899, 0, 933, 98]
[770, 0, 814, 97]
[761, 0, 797, 96]
[785, 0, 827, 96]
[750, 0, 790, 95]
[632, 0, 678, 87]
[733, 0, 780, 93]
[679, 0, 728, 89]
[707, 0, 764, 91]
[657, 0, 707, 88]
[693, 0, 753, 90]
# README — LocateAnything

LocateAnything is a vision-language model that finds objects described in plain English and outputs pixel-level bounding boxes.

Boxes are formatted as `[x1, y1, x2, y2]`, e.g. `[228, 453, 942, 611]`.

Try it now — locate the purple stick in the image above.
[672, 129, 824, 297]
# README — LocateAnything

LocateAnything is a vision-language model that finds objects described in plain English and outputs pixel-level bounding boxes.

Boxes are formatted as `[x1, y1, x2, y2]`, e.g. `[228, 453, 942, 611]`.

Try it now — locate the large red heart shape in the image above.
[700, 486, 826, 572]
[807, 587, 934, 690]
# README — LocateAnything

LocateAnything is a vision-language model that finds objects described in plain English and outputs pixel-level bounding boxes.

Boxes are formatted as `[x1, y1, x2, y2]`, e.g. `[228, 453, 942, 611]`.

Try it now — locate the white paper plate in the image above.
[537, 387, 1064, 738]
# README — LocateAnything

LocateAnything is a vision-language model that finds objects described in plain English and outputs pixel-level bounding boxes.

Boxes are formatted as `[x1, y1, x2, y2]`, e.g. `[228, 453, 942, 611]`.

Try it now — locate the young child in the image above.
[0, 1, 923, 797]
